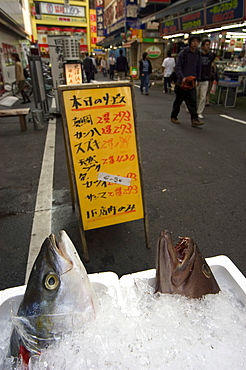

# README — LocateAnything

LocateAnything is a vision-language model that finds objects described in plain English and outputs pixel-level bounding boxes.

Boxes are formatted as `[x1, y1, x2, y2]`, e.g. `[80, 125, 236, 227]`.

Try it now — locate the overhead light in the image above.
[163, 33, 184, 39]
[189, 22, 246, 35]
[192, 27, 222, 33]
[222, 23, 246, 29]
[191, 29, 204, 34]
[163, 22, 246, 39]
[226, 32, 246, 37]
[193, 28, 222, 33]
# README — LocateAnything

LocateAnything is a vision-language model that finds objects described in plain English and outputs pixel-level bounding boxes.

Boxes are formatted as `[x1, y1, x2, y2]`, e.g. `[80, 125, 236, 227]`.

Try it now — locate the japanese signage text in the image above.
[61, 85, 144, 230]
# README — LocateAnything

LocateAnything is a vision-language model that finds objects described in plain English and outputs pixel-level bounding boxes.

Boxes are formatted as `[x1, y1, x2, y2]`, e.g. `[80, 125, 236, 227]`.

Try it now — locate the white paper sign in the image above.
[98, 172, 132, 186]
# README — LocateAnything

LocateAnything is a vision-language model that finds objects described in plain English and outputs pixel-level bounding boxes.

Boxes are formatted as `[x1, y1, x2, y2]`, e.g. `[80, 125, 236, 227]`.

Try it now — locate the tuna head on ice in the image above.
[10, 230, 98, 363]
[155, 230, 220, 299]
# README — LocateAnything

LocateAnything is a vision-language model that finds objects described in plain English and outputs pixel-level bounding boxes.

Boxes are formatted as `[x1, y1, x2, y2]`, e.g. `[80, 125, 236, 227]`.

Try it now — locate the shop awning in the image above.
[123, 39, 137, 48]
[97, 34, 123, 48]
[93, 48, 105, 54]
[0, 9, 29, 39]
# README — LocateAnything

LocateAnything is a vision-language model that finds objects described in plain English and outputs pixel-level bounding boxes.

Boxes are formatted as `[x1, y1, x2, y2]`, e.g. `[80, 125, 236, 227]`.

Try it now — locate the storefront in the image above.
[97, 0, 138, 64]
[140, 0, 245, 57]
[0, 1, 31, 93]
[98, 2, 165, 76]
[30, 1, 90, 58]
[37, 26, 88, 58]
[155, 1, 246, 91]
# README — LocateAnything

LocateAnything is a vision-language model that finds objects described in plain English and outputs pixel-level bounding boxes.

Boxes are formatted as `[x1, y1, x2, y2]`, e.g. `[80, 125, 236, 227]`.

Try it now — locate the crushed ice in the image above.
[0, 279, 246, 369]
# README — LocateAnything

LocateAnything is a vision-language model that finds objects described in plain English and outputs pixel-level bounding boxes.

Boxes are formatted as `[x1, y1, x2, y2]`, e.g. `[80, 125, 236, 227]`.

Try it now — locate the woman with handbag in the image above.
[11, 53, 31, 104]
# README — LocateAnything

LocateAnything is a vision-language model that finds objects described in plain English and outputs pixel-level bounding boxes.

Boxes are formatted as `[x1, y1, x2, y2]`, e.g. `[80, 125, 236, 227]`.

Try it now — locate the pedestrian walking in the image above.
[206, 54, 218, 106]
[83, 53, 93, 83]
[108, 53, 116, 80]
[170, 35, 203, 127]
[115, 49, 129, 80]
[90, 54, 97, 80]
[162, 50, 175, 93]
[100, 56, 108, 77]
[11, 53, 31, 104]
[196, 39, 214, 119]
[139, 52, 152, 95]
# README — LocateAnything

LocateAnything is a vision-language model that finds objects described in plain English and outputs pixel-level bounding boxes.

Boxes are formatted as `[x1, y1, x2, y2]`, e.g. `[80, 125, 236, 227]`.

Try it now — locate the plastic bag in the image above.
[210, 80, 217, 95]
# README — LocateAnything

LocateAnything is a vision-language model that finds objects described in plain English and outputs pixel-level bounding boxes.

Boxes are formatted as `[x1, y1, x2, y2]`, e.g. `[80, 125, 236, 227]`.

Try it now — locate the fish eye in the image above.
[202, 264, 211, 278]
[44, 273, 60, 290]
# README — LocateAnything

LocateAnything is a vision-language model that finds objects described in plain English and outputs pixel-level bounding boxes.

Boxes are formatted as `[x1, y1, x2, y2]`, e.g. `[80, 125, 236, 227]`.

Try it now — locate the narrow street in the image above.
[1, 78, 246, 290]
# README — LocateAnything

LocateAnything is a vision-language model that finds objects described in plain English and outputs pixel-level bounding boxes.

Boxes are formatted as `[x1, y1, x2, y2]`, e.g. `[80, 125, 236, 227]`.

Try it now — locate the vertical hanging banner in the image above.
[58, 82, 148, 259]
[96, 0, 104, 38]
[48, 35, 67, 113]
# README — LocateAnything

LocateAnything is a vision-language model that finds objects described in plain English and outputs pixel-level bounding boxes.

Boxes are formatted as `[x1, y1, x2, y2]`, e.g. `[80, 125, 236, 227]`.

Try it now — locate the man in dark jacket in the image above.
[83, 53, 93, 83]
[116, 49, 129, 80]
[170, 35, 203, 127]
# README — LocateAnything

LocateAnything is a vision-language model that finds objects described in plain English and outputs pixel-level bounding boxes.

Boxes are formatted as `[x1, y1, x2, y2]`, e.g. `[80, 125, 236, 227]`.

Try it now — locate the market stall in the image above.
[223, 59, 246, 95]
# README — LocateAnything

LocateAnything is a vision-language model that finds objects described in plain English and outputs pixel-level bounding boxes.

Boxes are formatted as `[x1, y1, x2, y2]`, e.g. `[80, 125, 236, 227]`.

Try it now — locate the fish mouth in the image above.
[175, 237, 194, 264]
[163, 231, 194, 267]
[48, 233, 63, 256]
[48, 232, 73, 274]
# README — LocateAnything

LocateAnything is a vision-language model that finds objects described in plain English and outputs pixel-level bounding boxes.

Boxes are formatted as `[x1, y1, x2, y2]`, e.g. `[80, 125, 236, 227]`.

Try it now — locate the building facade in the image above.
[30, 0, 91, 57]
[97, 0, 246, 77]
[97, 0, 169, 76]
[0, 0, 31, 92]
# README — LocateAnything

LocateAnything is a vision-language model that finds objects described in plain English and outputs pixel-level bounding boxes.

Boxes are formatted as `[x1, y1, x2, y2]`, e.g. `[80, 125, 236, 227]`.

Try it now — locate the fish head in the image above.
[54, 230, 99, 318]
[155, 230, 220, 298]
[155, 230, 177, 295]
[10, 231, 99, 359]
[18, 230, 98, 318]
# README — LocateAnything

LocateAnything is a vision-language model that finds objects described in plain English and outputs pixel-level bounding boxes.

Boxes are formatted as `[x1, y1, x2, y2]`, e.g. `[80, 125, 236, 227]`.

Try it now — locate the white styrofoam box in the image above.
[88, 271, 120, 299]
[119, 255, 246, 305]
[0, 271, 120, 368]
[0, 272, 120, 320]
[1, 256, 246, 316]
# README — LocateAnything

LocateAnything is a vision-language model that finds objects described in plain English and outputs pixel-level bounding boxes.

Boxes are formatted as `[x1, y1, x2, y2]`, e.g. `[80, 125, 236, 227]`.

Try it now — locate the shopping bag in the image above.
[180, 76, 196, 90]
[210, 80, 217, 95]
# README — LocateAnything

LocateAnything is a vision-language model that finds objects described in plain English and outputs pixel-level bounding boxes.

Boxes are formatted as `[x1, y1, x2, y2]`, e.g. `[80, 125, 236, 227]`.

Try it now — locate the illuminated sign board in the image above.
[161, 17, 179, 35]
[206, 0, 244, 25]
[40, 2, 85, 18]
[180, 10, 204, 31]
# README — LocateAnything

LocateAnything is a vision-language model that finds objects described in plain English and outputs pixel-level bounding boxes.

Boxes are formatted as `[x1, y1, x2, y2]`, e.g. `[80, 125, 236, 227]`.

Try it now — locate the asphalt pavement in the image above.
[1, 75, 246, 291]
